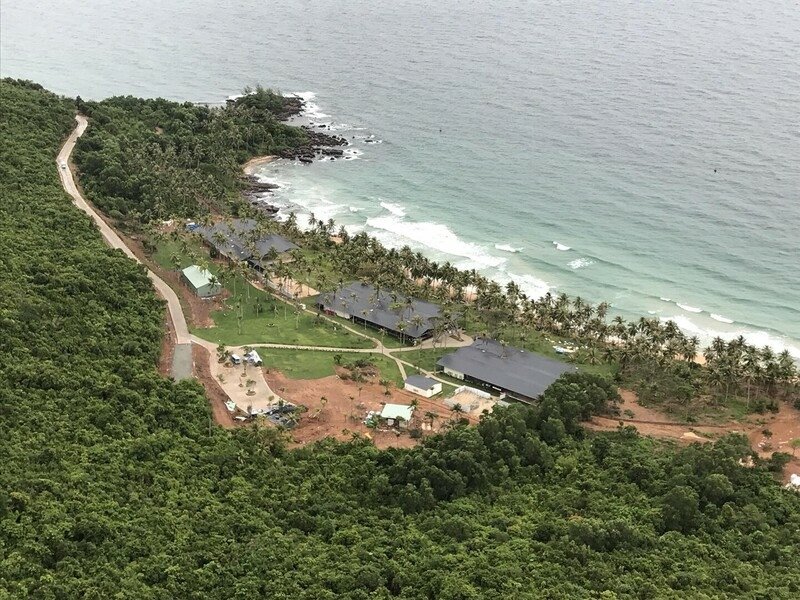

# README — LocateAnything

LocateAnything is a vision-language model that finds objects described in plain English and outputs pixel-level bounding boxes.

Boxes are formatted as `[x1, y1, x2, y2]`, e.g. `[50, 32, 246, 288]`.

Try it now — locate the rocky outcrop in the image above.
[277, 127, 348, 164]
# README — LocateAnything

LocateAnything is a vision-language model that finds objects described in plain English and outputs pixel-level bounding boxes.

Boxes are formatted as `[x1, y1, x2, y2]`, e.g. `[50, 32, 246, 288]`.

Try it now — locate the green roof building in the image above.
[181, 265, 222, 298]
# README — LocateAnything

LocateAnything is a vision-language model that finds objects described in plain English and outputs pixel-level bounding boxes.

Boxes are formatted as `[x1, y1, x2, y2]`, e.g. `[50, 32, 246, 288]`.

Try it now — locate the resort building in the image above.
[317, 282, 441, 340]
[195, 219, 298, 270]
[404, 375, 442, 398]
[379, 403, 415, 428]
[181, 265, 222, 298]
[436, 339, 574, 402]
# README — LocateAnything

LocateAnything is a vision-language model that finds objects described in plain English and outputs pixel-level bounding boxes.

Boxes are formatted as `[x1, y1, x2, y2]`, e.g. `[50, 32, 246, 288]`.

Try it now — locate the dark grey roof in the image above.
[318, 282, 440, 339]
[437, 339, 574, 400]
[195, 219, 297, 262]
[405, 375, 438, 389]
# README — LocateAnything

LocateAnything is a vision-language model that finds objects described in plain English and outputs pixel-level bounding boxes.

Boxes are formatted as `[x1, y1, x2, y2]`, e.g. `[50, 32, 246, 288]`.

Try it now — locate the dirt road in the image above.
[57, 116, 192, 377]
[56, 115, 192, 344]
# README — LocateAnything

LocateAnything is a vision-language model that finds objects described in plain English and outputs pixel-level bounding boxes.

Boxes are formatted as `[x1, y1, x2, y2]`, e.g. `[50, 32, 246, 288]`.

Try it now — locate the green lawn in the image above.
[258, 349, 404, 386]
[393, 347, 453, 373]
[193, 292, 375, 348]
[149, 237, 373, 348]
[151, 236, 208, 271]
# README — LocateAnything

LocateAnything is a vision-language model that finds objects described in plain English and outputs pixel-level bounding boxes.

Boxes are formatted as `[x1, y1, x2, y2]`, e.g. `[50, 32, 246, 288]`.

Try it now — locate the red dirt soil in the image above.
[587, 389, 800, 483]
[157, 308, 176, 377]
[265, 370, 460, 449]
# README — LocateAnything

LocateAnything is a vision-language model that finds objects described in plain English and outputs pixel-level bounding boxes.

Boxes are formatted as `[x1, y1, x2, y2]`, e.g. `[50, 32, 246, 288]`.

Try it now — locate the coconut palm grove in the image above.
[2, 79, 799, 598]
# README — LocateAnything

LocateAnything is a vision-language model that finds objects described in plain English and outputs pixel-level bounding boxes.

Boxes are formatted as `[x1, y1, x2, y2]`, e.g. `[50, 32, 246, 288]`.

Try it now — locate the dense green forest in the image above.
[72, 86, 308, 221]
[2, 79, 800, 599]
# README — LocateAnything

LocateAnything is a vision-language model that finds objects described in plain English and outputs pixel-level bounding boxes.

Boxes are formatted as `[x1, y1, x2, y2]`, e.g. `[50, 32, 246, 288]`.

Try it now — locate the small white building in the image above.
[380, 403, 415, 429]
[244, 350, 263, 366]
[181, 265, 222, 298]
[404, 375, 442, 398]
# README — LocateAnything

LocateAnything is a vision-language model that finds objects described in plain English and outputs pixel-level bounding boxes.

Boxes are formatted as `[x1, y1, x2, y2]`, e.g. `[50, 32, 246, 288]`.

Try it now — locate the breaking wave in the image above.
[292, 91, 329, 119]
[366, 214, 506, 269]
[568, 257, 595, 270]
[553, 241, 571, 251]
[379, 201, 406, 217]
[710, 313, 734, 324]
[676, 302, 703, 313]
[495, 243, 523, 253]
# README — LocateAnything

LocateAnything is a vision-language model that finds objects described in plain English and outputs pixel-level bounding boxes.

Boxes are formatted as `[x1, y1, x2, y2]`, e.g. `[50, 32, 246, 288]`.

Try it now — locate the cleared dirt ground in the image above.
[265, 370, 459, 449]
[587, 389, 800, 483]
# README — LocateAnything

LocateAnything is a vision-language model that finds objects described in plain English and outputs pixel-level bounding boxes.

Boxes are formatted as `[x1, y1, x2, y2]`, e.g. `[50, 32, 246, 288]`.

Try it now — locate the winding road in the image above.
[57, 114, 471, 412]
[58, 116, 193, 378]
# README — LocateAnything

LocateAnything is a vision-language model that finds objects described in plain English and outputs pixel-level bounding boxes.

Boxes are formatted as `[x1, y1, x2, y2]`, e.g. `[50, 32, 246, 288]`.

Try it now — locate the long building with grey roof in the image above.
[436, 338, 574, 402]
[317, 282, 441, 340]
[194, 219, 298, 270]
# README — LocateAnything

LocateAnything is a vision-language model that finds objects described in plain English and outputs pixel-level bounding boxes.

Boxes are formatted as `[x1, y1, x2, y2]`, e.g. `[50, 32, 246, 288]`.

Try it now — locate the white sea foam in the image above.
[659, 297, 672, 302]
[254, 173, 289, 189]
[348, 206, 362, 213]
[366, 215, 506, 269]
[568, 257, 595, 270]
[710, 313, 734, 324]
[494, 270, 551, 301]
[379, 201, 406, 217]
[277, 186, 345, 229]
[553, 241, 571, 251]
[292, 91, 330, 119]
[495, 243, 523, 253]
[660, 315, 800, 360]
[343, 148, 362, 160]
[676, 302, 703, 313]
[309, 121, 353, 133]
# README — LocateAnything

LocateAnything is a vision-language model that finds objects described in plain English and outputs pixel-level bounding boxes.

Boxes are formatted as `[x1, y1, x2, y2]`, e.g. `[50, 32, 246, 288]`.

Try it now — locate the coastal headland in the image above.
[57, 83, 798, 470]
[4, 77, 800, 600]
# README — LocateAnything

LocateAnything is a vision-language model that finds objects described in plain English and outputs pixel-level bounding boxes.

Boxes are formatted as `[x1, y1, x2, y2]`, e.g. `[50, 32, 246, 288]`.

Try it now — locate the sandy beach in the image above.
[242, 155, 278, 175]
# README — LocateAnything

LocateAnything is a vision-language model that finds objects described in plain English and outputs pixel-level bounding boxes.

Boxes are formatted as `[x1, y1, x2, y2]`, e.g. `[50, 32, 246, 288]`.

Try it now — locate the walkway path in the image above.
[58, 115, 469, 409]
[58, 116, 192, 379]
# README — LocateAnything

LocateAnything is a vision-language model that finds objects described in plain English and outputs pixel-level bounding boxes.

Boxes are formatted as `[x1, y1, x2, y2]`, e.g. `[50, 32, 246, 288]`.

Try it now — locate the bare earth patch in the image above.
[157, 308, 176, 377]
[265, 370, 456, 449]
[588, 388, 800, 483]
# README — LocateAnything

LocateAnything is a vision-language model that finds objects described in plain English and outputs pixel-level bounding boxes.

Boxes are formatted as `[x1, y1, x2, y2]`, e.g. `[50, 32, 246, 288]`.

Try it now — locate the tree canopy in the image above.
[2, 79, 799, 599]
[73, 87, 307, 221]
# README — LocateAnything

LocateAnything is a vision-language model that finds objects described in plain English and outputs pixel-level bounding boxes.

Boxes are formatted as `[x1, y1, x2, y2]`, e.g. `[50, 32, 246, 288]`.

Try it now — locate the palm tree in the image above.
[424, 411, 439, 430]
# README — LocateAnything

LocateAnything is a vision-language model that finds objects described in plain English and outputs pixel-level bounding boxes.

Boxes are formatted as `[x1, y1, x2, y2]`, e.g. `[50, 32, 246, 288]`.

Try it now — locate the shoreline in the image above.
[242, 155, 278, 175]
[245, 101, 800, 362]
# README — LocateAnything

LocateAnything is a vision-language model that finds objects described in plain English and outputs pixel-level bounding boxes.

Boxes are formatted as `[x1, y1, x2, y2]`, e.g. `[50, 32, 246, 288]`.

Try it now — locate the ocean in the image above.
[3, 0, 798, 357]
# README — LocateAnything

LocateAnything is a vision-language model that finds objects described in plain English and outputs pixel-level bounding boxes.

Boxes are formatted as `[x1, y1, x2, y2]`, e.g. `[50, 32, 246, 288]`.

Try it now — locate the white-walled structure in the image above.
[404, 375, 442, 398]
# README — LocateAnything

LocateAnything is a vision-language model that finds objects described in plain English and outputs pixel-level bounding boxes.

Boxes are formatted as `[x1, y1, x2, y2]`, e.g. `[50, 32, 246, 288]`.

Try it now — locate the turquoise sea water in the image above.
[3, 0, 798, 356]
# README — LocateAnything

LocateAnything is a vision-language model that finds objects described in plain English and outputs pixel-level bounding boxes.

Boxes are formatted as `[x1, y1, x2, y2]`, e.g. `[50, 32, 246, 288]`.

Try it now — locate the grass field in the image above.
[258, 349, 404, 387]
[150, 236, 374, 348]
[393, 347, 453, 373]
[193, 294, 375, 348]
